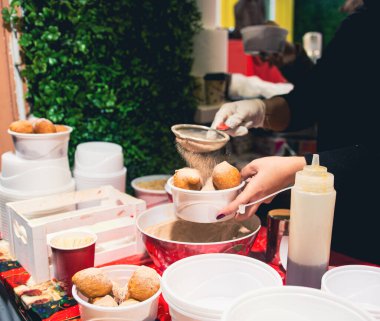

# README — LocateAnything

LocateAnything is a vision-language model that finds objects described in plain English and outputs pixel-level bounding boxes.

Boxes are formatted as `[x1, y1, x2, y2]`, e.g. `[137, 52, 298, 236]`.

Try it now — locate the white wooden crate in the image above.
[6, 185, 146, 284]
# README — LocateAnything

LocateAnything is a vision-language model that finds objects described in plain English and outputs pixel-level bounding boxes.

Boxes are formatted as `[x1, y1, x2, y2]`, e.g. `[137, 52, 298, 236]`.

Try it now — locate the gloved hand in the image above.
[211, 99, 266, 136]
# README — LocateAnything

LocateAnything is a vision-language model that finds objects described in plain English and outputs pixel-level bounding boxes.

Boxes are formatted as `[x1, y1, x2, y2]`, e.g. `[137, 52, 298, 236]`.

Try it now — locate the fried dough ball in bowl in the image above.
[33, 118, 57, 133]
[127, 266, 161, 301]
[173, 167, 203, 190]
[9, 120, 34, 134]
[212, 161, 241, 190]
[72, 267, 113, 299]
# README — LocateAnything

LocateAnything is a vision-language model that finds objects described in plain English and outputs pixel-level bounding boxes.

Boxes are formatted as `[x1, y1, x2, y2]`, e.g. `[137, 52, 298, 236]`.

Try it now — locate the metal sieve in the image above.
[171, 124, 230, 153]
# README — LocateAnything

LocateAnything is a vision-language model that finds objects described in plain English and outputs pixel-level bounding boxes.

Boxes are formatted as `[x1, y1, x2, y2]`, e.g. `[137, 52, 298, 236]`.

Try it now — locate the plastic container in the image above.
[167, 177, 245, 223]
[72, 265, 161, 321]
[8, 126, 73, 160]
[0, 167, 72, 191]
[321, 265, 380, 317]
[161, 253, 282, 319]
[1, 152, 69, 178]
[221, 286, 375, 321]
[131, 175, 171, 208]
[74, 142, 123, 172]
[286, 154, 336, 289]
[74, 167, 126, 193]
[136, 203, 261, 271]
[241, 25, 288, 54]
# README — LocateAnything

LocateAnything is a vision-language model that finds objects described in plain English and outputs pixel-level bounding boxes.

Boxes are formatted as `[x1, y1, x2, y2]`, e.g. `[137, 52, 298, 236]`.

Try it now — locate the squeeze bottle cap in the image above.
[294, 154, 335, 193]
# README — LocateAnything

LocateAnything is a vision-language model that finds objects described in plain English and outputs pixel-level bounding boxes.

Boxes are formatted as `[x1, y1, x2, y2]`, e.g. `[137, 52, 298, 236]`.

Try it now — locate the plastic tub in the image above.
[241, 25, 288, 54]
[221, 286, 374, 321]
[0, 167, 72, 191]
[8, 126, 73, 160]
[74, 167, 126, 192]
[167, 177, 245, 223]
[131, 175, 171, 208]
[136, 204, 261, 271]
[321, 265, 380, 315]
[161, 253, 282, 318]
[1, 152, 69, 178]
[72, 265, 161, 321]
[74, 142, 123, 170]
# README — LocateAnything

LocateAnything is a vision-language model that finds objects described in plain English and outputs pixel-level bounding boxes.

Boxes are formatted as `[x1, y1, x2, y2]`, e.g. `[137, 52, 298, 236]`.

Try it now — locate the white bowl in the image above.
[222, 286, 374, 321]
[131, 175, 171, 208]
[74, 168, 126, 193]
[161, 253, 282, 318]
[0, 167, 72, 191]
[72, 265, 161, 321]
[167, 177, 245, 223]
[241, 25, 288, 54]
[321, 265, 380, 314]
[8, 126, 73, 160]
[1, 152, 70, 178]
[75, 142, 123, 170]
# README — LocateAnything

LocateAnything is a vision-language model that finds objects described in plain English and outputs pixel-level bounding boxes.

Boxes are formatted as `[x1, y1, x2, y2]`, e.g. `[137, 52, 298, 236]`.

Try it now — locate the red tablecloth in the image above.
[0, 227, 377, 321]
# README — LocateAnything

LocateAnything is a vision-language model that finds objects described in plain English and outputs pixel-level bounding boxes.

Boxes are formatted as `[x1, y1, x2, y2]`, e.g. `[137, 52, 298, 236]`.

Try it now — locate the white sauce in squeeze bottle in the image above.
[286, 154, 336, 289]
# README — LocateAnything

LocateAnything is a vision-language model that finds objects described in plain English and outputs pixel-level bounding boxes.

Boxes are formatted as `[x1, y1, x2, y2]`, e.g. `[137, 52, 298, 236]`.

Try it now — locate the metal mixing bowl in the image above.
[136, 203, 261, 271]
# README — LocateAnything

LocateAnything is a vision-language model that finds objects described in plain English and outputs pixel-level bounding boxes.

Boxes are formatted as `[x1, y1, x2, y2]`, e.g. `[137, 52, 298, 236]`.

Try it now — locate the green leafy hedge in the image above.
[3, 0, 200, 187]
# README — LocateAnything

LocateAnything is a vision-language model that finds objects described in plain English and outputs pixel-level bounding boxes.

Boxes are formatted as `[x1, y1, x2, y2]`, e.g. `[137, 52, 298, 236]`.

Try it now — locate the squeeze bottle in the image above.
[286, 154, 336, 288]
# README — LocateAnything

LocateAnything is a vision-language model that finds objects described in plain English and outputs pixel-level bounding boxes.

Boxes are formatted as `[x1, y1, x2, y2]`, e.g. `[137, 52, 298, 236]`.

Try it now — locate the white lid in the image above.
[294, 154, 334, 193]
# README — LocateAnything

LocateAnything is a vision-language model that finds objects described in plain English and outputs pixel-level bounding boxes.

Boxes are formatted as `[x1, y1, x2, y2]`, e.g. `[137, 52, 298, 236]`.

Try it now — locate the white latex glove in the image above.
[211, 99, 266, 136]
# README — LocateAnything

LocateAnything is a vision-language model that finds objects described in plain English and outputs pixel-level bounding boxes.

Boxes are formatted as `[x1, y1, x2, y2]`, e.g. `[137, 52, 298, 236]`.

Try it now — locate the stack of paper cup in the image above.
[73, 142, 126, 192]
[0, 151, 75, 240]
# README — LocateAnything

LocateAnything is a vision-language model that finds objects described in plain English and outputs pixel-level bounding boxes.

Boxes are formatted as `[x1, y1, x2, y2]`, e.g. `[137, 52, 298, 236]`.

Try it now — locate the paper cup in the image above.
[49, 230, 97, 296]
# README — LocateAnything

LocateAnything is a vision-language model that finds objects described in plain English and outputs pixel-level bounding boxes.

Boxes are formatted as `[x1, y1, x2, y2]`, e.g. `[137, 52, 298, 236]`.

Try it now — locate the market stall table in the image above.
[0, 227, 377, 321]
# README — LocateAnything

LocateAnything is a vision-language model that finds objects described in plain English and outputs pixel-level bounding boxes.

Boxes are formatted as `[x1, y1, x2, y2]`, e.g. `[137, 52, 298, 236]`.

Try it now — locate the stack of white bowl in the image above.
[0, 127, 75, 240]
[73, 142, 126, 192]
[322, 265, 380, 320]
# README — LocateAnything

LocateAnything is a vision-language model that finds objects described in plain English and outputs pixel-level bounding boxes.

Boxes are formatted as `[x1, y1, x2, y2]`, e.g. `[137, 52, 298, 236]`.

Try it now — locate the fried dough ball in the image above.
[55, 124, 68, 132]
[9, 120, 34, 134]
[33, 118, 56, 134]
[212, 161, 241, 190]
[119, 298, 140, 307]
[127, 266, 160, 301]
[173, 167, 203, 190]
[112, 281, 129, 304]
[92, 295, 118, 307]
[72, 268, 113, 299]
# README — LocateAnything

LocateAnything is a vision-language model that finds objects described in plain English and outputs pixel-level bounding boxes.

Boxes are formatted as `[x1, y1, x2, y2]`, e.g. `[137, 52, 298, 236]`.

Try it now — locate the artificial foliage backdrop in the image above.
[3, 0, 200, 186]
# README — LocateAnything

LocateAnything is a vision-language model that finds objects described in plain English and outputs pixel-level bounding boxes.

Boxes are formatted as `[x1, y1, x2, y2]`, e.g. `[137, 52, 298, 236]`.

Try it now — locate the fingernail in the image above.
[216, 214, 226, 220]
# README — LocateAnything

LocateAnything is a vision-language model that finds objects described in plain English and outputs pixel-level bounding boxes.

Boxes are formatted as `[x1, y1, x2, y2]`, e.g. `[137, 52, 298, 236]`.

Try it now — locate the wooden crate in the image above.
[6, 185, 146, 284]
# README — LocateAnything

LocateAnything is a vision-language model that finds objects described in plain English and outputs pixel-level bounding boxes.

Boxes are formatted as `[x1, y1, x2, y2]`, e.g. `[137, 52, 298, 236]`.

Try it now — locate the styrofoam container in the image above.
[131, 175, 170, 208]
[161, 253, 282, 319]
[75, 152, 124, 174]
[74, 167, 126, 192]
[221, 286, 375, 321]
[8, 126, 73, 160]
[72, 265, 161, 321]
[167, 177, 245, 223]
[322, 265, 380, 315]
[0, 167, 72, 191]
[1, 152, 69, 178]
[75, 142, 123, 170]
[241, 25, 288, 54]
